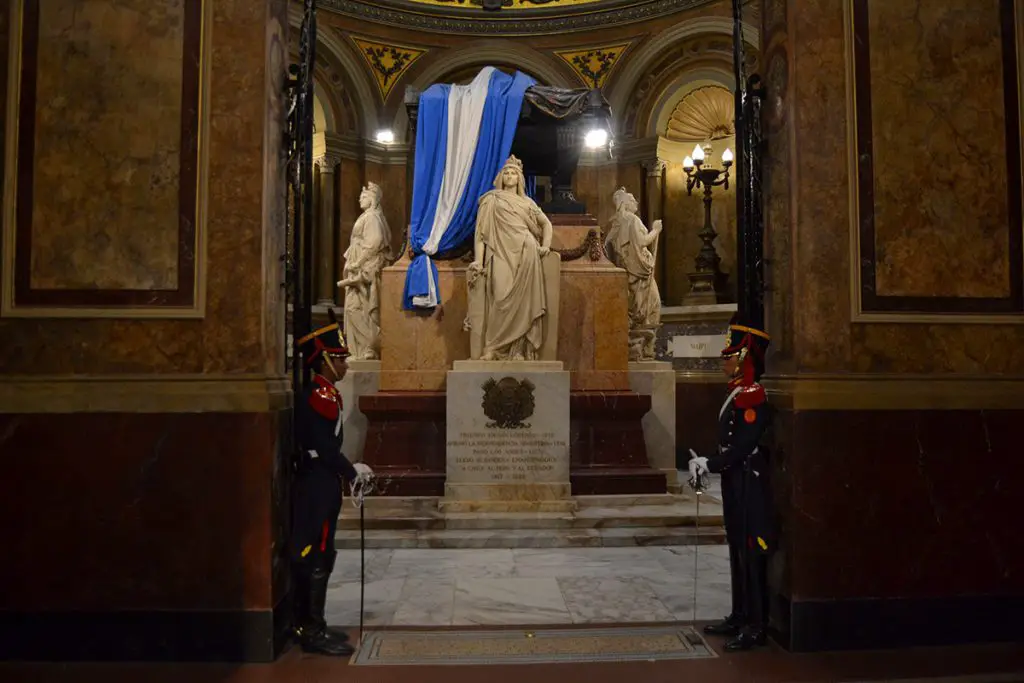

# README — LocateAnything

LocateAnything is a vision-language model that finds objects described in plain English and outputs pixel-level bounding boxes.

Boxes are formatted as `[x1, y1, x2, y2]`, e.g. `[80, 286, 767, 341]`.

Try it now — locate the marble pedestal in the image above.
[339, 359, 380, 463]
[628, 361, 678, 492]
[442, 360, 576, 514]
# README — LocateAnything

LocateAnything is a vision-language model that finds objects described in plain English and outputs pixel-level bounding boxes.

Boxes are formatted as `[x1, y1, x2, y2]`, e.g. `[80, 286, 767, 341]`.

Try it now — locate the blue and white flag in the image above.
[402, 67, 536, 309]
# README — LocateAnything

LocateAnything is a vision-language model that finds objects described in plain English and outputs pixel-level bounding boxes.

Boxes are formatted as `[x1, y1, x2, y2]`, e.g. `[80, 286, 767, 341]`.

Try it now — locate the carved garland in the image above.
[552, 229, 605, 262]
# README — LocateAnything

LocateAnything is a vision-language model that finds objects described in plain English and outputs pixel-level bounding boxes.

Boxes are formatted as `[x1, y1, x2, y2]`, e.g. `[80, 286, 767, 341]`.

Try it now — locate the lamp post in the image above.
[683, 142, 732, 305]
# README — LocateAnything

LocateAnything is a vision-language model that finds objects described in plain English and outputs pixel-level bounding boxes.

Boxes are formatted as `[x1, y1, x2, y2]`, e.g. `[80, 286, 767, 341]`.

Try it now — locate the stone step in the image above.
[333, 525, 727, 550]
[337, 502, 724, 531]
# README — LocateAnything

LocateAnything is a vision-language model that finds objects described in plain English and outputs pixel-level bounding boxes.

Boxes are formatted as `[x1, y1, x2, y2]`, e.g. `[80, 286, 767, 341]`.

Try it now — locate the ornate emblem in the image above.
[349, 36, 427, 101]
[481, 376, 536, 429]
[554, 42, 632, 89]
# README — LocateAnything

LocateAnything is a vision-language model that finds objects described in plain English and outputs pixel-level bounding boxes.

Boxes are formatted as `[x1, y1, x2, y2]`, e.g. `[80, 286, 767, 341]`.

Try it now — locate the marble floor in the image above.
[326, 545, 732, 628]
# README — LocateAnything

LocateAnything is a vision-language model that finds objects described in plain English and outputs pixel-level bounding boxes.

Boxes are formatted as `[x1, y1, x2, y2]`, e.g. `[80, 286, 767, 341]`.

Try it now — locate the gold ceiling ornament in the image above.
[401, 0, 608, 9]
[349, 35, 428, 101]
[665, 85, 735, 141]
[554, 42, 632, 89]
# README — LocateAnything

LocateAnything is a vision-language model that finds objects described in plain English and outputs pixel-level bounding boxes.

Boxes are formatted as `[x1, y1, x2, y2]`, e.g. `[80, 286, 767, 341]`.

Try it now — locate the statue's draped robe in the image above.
[343, 208, 391, 359]
[606, 212, 660, 329]
[476, 188, 547, 358]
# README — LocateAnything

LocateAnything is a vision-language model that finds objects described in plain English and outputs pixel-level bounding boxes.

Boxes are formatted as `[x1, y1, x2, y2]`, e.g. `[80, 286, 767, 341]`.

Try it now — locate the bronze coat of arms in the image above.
[481, 376, 536, 429]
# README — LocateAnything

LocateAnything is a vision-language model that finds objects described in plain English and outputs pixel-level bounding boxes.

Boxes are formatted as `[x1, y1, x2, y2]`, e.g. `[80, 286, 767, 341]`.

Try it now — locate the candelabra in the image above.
[683, 142, 732, 305]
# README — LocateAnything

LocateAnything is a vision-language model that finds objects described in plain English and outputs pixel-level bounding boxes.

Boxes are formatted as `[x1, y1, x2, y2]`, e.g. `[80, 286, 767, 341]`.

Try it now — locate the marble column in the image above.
[642, 158, 666, 300]
[314, 154, 339, 305]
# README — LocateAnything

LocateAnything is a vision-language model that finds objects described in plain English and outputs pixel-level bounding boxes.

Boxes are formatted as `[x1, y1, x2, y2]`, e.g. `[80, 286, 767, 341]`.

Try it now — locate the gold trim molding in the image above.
[1, 0, 213, 320]
[553, 41, 632, 89]
[0, 374, 292, 413]
[842, 0, 1024, 325]
[764, 374, 1024, 411]
[349, 35, 427, 102]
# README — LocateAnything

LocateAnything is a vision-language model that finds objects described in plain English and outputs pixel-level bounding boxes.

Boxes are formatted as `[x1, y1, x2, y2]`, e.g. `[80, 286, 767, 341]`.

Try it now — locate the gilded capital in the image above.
[642, 158, 666, 178]
[315, 155, 341, 172]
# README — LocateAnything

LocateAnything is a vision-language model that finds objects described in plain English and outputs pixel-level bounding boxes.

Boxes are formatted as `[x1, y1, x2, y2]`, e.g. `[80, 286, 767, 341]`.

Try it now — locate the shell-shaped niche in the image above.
[665, 85, 735, 141]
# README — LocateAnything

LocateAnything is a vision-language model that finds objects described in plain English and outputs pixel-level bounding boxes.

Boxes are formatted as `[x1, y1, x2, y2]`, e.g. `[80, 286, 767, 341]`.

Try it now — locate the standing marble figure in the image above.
[337, 182, 392, 360]
[680, 314, 773, 651]
[604, 187, 662, 360]
[466, 155, 554, 361]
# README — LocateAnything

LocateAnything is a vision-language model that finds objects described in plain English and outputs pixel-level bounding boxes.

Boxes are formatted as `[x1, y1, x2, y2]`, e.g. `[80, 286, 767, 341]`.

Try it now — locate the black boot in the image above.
[292, 569, 349, 644]
[291, 569, 311, 640]
[299, 559, 354, 657]
[703, 613, 743, 636]
[724, 626, 767, 652]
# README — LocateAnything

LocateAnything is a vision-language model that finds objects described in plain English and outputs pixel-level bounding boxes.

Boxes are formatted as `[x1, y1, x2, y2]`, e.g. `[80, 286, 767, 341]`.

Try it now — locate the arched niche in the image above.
[288, 5, 379, 138]
[649, 71, 735, 140]
[388, 41, 575, 142]
[608, 17, 757, 139]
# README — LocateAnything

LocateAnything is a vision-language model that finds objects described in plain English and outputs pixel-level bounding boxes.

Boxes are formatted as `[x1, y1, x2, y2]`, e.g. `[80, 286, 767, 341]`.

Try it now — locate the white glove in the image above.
[688, 449, 709, 479]
[354, 462, 374, 481]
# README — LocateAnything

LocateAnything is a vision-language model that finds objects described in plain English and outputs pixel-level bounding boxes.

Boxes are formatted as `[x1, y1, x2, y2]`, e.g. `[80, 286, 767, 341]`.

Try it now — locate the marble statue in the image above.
[337, 182, 392, 360]
[604, 187, 662, 361]
[465, 155, 554, 361]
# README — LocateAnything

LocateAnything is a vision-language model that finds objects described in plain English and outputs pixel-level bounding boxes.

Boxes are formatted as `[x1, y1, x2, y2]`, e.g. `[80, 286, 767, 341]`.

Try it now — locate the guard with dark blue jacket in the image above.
[292, 316, 373, 657]
[681, 314, 773, 651]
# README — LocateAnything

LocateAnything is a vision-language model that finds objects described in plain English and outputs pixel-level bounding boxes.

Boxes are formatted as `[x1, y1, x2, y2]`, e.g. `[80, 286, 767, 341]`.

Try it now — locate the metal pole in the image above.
[359, 500, 365, 644]
[298, 0, 317, 391]
[731, 0, 749, 320]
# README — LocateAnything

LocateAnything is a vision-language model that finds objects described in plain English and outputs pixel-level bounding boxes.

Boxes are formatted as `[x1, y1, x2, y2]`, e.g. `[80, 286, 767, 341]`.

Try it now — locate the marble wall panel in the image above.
[26, 0, 188, 291]
[780, 0, 1024, 374]
[0, 0, 284, 374]
[788, 0, 856, 371]
[262, 0, 290, 376]
[0, 410, 286, 611]
[857, 0, 1020, 304]
[775, 407, 1024, 601]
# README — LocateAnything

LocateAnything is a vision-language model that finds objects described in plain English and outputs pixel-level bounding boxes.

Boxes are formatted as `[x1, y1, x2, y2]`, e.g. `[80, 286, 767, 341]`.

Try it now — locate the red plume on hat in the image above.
[721, 314, 770, 385]
[296, 308, 350, 366]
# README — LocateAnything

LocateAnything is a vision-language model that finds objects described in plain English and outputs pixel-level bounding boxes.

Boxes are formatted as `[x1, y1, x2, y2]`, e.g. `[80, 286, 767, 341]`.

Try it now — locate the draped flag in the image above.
[402, 67, 536, 309]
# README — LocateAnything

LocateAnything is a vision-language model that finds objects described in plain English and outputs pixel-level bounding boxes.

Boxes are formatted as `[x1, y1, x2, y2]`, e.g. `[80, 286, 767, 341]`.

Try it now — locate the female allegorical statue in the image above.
[604, 187, 662, 360]
[466, 155, 553, 361]
[337, 182, 392, 360]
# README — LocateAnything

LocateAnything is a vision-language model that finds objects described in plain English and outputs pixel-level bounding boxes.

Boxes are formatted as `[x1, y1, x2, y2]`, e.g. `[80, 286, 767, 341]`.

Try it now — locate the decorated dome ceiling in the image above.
[319, 0, 720, 35]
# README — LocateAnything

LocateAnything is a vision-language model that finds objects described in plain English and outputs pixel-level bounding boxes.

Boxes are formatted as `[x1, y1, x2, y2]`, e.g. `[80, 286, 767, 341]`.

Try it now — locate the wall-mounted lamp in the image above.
[375, 129, 395, 144]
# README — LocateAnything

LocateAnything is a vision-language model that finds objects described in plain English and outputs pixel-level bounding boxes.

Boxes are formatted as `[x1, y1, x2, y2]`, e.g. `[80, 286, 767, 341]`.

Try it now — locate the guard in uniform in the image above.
[292, 317, 373, 657]
[683, 314, 773, 651]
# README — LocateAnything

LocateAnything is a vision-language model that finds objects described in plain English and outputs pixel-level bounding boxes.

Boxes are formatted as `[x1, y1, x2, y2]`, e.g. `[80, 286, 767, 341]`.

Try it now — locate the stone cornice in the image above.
[324, 133, 410, 165]
[318, 0, 719, 36]
[611, 136, 659, 165]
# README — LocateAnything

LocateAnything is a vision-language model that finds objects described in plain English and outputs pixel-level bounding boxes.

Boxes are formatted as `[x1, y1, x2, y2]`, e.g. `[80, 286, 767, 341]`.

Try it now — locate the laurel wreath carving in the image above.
[551, 228, 605, 262]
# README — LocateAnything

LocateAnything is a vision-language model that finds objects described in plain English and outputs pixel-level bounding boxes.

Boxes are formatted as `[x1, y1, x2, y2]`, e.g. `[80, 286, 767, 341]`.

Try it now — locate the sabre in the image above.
[348, 472, 391, 648]
[349, 474, 373, 647]
[688, 468, 708, 624]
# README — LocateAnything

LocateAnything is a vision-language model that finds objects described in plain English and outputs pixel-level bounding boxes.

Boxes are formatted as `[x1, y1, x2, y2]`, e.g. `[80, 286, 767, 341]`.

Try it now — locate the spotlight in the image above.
[584, 128, 609, 149]
[375, 129, 395, 144]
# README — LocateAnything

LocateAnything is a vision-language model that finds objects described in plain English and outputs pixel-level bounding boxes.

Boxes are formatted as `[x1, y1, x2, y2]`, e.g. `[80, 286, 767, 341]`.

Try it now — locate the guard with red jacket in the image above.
[682, 314, 774, 651]
[292, 316, 373, 657]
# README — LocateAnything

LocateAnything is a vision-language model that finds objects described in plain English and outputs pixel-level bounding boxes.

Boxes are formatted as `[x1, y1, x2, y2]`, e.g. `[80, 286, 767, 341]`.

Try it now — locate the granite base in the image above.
[360, 389, 668, 497]
[443, 361, 574, 514]
[339, 359, 380, 463]
[628, 361, 677, 491]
